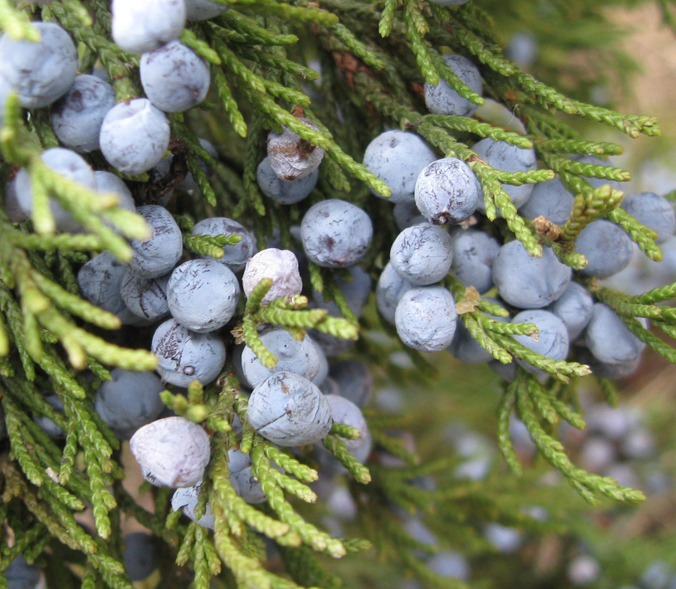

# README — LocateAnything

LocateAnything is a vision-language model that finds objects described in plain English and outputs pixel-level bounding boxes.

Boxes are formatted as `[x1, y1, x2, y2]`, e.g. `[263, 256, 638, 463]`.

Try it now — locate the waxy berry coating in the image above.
[492, 241, 571, 309]
[395, 286, 458, 352]
[100, 99, 170, 176]
[267, 118, 324, 181]
[575, 219, 633, 279]
[141, 41, 211, 113]
[128, 205, 183, 280]
[256, 156, 318, 205]
[240, 327, 322, 388]
[51, 75, 116, 153]
[301, 199, 373, 268]
[424, 54, 482, 117]
[16, 147, 96, 233]
[248, 371, 333, 446]
[191, 217, 256, 273]
[451, 230, 501, 294]
[167, 259, 241, 333]
[112, 0, 185, 55]
[390, 224, 454, 286]
[152, 319, 226, 387]
[414, 158, 482, 225]
[363, 130, 438, 204]
[511, 310, 570, 375]
[0, 22, 77, 109]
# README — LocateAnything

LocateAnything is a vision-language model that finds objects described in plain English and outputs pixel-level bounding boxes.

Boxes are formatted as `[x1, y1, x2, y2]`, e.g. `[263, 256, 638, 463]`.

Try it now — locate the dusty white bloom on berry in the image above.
[242, 248, 302, 303]
[130, 417, 211, 488]
[267, 117, 325, 181]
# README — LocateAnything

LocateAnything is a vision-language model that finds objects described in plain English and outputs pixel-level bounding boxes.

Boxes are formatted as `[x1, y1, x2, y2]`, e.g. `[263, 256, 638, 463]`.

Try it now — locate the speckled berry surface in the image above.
[0, 22, 77, 109]
[424, 54, 482, 117]
[241, 327, 322, 388]
[247, 371, 333, 446]
[300, 199, 373, 268]
[414, 158, 482, 225]
[128, 205, 183, 279]
[362, 130, 438, 203]
[99, 99, 170, 176]
[394, 286, 458, 352]
[152, 318, 226, 387]
[141, 41, 210, 113]
[390, 224, 454, 285]
[167, 259, 241, 332]
[51, 74, 115, 153]
[191, 217, 256, 273]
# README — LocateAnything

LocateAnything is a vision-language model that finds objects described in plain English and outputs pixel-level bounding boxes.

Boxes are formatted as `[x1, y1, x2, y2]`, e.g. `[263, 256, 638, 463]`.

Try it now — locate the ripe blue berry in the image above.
[228, 449, 271, 504]
[171, 484, 215, 529]
[167, 259, 241, 333]
[191, 217, 257, 273]
[492, 241, 571, 308]
[451, 229, 501, 294]
[248, 371, 333, 446]
[390, 224, 454, 285]
[16, 147, 96, 233]
[316, 394, 371, 472]
[312, 265, 372, 318]
[141, 41, 211, 113]
[326, 360, 372, 408]
[0, 22, 77, 109]
[240, 327, 322, 388]
[120, 271, 170, 322]
[99, 99, 170, 176]
[5, 556, 42, 589]
[448, 300, 508, 364]
[414, 158, 482, 225]
[584, 303, 646, 366]
[185, 0, 229, 20]
[472, 138, 537, 212]
[112, 0, 185, 55]
[547, 282, 594, 341]
[362, 130, 438, 203]
[152, 319, 226, 387]
[95, 368, 165, 438]
[621, 191, 676, 244]
[128, 205, 183, 279]
[51, 75, 115, 153]
[575, 219, 633, 279]
[77, 252, 141, 325]
[424, 54, 482, 117]
[301, 199, 373, 268]
[511, 310, 569, 375]
[393, 201, 427, 230]
[395, 286, 458, 352]
[94, 171, 135, 213]
[122, 532, 156, 581]
[518, 178, 574, 226]
[256, 156, 318, 204]
[376, 261, 414, 325]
